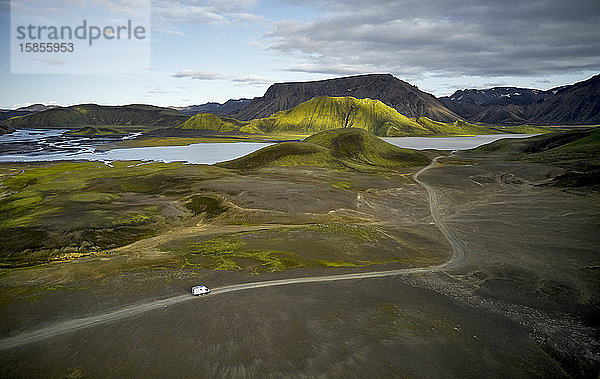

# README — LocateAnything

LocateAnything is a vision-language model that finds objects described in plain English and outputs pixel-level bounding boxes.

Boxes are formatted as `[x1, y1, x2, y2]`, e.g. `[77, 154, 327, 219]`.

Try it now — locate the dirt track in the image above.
[0, 156, 468, 351]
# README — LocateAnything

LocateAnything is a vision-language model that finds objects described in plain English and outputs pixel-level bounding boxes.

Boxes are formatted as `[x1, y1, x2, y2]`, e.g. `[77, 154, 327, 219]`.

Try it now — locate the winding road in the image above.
[0, 156, 466, 351]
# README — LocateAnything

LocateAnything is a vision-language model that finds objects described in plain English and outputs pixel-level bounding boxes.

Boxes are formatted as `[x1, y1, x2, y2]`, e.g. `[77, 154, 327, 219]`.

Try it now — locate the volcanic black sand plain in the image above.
[0, 129, 598, 377]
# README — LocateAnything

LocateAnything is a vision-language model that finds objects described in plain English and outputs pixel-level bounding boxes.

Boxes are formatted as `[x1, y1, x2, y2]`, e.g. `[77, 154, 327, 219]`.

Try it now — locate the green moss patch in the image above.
[160, 223, 445, 273]
[0, 161, 232, 267]
[171, 235, 304, 274]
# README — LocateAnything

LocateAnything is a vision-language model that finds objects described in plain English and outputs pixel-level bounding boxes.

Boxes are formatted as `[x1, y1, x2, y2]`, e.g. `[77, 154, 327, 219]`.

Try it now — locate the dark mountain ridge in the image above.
[174, 98, 251, 116]
[524, 74, 600, 125]
[232, 74, 459, 122]
[440, 87, 554, 107]
[441, 74, 600, 125]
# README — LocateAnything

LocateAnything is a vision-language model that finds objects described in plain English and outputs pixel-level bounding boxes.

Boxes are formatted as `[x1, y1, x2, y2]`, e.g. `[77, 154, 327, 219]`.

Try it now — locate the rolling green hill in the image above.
[470, 127, 599, 159]
[6, 104, 188, 129]
[467, 127, 600, 188]
[176, 113, 248, 133]
[219, 128, 430, 171]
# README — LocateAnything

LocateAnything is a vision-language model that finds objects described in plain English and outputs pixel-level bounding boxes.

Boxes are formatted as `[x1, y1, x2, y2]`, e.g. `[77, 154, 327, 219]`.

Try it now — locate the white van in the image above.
[191, 285, 211, 295]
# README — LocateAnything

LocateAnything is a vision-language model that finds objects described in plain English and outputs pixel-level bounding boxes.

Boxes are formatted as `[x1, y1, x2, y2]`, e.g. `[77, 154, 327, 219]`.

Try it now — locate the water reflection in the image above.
[382, 134, 537, 150]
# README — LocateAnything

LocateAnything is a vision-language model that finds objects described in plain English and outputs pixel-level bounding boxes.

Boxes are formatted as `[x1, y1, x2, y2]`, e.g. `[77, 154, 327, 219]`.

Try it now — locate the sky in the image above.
[1, 0, 599, 109]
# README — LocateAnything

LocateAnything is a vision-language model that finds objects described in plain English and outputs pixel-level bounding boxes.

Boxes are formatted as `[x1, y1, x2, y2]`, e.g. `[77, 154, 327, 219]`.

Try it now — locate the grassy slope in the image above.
[415, 117, 502, 135]
[219, 128, 430, 171]
[487, 124, 557, 134]
[247, 97, 430, 136]
[467, 127, 600, 187]
[177, 113, 248, 133]
[6, 104, 188, 129]
[470, 127, 599, 159]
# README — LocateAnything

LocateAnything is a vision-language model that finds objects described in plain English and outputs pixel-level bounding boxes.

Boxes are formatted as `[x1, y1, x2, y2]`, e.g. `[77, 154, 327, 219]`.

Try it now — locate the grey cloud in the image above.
[269, 0, 600, 78]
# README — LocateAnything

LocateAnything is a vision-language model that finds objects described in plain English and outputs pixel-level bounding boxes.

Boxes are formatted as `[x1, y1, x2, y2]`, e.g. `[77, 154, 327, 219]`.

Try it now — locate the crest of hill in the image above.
[233, 73, 459, 122]
[249, 96, 428, 136]
[218, 128, 430, 171]
[469, 127, 600, 161]
[177, 113, 247, 133]
[466, 127, 600, 188]
[6, 104, 188, 129]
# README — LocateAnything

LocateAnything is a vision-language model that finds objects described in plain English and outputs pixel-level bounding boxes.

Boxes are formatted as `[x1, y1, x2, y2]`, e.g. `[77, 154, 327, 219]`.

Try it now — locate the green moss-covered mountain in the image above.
[219, 128, 430, 171]
[177, 113, 248, 133]
[179, 96, 500, 137]
[6, 104, 188, 129]
[248, 96, 426, 136]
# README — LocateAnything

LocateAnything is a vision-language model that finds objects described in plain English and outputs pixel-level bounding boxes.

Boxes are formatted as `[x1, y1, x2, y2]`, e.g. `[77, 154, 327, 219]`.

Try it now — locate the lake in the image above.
[0, 129, 536, 164]
[382, 134, 538, 150]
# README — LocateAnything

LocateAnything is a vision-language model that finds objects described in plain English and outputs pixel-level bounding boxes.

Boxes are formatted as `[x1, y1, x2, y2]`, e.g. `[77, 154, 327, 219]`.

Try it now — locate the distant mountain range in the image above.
[3, 73, 599, 135]
[6, 104, 187, 129]
[173, 99, 251, 116]
[440, 74, 600, 125]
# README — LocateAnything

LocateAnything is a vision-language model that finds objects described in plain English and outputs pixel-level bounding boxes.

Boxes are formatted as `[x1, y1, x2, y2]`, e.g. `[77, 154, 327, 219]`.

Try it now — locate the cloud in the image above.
[268, 0, 600, 79]
[13, 100, 61, 108]
[171, 70, 272, 85]
[152, 0, 264, 35]
[145, 89, 173, 94]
